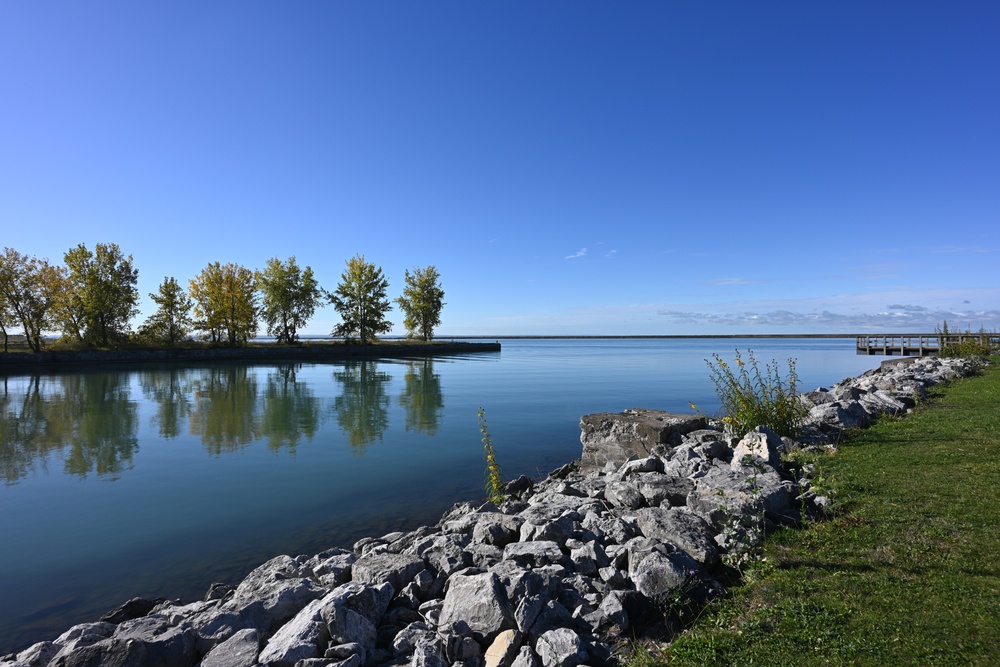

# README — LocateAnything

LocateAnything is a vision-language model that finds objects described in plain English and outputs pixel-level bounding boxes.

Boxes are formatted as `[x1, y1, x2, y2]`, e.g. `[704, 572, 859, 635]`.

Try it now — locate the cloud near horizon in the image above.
[708, 277, 757, 286]
[565, 248, 587, 259]
[657, 307, 1000, 330]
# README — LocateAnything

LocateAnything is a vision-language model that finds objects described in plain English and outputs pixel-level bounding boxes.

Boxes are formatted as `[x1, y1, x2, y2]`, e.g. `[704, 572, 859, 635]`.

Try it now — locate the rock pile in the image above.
[3, 356, 982, 667]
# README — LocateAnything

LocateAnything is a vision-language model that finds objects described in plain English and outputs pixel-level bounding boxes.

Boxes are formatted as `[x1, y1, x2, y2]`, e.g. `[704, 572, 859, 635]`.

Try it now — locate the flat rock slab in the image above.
[579, 410, 705, 473]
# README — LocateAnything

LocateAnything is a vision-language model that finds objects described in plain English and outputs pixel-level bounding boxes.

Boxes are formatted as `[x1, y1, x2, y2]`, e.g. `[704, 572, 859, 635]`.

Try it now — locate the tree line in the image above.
[0, 244, 445, 352]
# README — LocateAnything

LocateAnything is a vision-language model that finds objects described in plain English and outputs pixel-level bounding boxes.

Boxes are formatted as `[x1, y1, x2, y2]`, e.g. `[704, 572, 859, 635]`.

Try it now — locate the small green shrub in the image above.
[939, 338, 993, 358]
[478, 406, 505, 505]
[706, 349, 807, 438]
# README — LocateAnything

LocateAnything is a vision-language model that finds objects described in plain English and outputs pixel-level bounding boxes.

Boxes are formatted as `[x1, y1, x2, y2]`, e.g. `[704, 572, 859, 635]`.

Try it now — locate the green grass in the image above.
[634, 356, 1000, 666]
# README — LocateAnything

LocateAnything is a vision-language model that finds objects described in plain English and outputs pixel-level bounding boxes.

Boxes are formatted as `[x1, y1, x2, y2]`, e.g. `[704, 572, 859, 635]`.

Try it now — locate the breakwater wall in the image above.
[0, 342, 500, 373]
[1, 356, 982, 667]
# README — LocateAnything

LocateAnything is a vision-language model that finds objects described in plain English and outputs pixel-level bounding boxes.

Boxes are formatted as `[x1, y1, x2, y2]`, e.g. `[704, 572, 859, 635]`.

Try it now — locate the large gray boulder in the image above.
[730, 426, 784, 471]
[439, 572, 516, 644]
[579, 410, 705, 473]
[626, 538, 700, 600]
[201, 628, 260, 667]
[534, 628, 588, 667]
[258, 596, 332, 667]
[633, 506, 718, 567]
[351, 551, 425, 592]
[49, 615, 197, 667]
[224, 555, 323, 635]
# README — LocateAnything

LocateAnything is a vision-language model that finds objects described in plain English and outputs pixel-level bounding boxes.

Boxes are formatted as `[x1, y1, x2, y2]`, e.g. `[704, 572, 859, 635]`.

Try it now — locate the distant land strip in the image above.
[445, 333, 867, 339]
[0, 341, 501, 372]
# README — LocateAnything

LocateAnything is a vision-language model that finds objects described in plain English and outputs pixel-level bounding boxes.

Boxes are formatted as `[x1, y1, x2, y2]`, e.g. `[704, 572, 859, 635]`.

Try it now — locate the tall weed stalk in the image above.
[478, 406, 505, 505]
[706, 349, 807, 438]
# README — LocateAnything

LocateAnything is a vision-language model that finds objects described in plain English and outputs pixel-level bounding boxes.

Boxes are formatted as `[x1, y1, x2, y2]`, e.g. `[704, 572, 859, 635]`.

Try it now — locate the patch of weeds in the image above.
[706, 349, 808, 438]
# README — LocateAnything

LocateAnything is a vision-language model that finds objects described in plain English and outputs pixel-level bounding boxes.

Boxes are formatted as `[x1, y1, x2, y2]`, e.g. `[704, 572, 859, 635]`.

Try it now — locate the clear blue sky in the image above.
[2, 1, 998, 336]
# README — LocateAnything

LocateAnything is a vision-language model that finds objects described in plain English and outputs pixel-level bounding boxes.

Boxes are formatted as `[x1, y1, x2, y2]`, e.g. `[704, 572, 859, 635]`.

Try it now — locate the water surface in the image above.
[0, 338, 883, 653]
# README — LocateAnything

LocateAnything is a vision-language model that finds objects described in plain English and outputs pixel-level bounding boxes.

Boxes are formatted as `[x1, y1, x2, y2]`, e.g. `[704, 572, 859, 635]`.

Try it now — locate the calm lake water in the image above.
[0, 338, 885, 654]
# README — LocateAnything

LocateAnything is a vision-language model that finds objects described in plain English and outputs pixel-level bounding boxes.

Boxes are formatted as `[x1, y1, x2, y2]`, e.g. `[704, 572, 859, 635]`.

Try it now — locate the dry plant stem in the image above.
[478, 406, 505, 505]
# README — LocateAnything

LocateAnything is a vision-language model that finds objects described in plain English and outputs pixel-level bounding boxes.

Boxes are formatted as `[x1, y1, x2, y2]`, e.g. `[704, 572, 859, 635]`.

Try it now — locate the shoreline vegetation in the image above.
[3, 338, 994, 662]
[636, 354, 1000, 666]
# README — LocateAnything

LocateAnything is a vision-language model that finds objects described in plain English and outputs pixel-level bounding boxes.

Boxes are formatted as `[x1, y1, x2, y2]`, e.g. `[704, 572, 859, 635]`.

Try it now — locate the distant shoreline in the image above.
[0, 341, 501, 373]
[446, 333, 869, 339]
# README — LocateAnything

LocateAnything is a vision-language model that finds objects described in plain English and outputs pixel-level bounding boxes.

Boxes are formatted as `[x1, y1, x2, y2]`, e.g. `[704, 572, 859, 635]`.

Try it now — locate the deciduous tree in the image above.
[329, 255, 392, 344]
[61, 243, 139, 347]
[0, 248, 64, 352]
[139, 277, 194, 345]
[189, 262, 258, 346]
[256, 257, 323, 344]
[395, 265, 445, 341]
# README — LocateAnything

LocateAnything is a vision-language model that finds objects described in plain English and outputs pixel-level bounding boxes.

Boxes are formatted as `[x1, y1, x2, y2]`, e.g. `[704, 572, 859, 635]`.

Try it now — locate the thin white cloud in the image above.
[565, 248, 587, 260]
[604, 249, 618, 259]
[649, 287, 1000, 331]
[929, 245, 996, 254]
[657, 307, 1000, 331]
[708, 277, 757, 286]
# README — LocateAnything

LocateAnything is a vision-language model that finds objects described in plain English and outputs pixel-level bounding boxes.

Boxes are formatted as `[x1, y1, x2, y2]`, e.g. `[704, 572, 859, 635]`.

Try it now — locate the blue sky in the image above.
[2, 1, 998, 336]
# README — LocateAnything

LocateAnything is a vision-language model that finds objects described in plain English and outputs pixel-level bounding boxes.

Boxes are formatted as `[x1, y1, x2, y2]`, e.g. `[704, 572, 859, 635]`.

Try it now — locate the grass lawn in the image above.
[635, 356, 1000, 666]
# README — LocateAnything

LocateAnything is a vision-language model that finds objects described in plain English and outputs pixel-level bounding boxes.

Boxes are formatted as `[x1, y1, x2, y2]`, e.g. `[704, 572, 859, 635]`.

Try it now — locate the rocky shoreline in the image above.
[2, 356, 982, 667]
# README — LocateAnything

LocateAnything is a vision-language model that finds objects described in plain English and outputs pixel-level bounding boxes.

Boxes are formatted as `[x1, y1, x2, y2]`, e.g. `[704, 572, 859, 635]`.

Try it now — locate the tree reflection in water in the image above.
[0, 372, 139, 482]
[0, 356, 450, 484]
[398, 358, 444, 436]
[260, 364, 323, 453]
[1, 375, 69, 484]
[188, 365, 261, 455]
[59, 372, 139, 478]
[138, 367, 192, 439]
[333, 360, 391, 454]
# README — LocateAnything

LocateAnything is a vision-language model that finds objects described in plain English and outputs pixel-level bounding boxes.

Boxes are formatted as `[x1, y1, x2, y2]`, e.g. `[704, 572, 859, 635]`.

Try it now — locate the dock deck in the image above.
[856, 333, 999, 356]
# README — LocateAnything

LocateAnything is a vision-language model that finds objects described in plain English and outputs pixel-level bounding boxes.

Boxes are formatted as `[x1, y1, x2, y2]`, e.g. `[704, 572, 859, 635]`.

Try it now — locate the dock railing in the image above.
[856, 333, 1000, 356]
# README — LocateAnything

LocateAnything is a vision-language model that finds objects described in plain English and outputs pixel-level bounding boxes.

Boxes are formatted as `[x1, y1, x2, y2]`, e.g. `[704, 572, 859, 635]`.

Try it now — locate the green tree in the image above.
[256, 256, 323, 344]
[329, 254, 392, 344]
[395, 265, 445, 341]
[61, 243, 139, 347]
[189, 262, 258, 346]
[139, 276, 194, 345]
[0, 248, 64, 352]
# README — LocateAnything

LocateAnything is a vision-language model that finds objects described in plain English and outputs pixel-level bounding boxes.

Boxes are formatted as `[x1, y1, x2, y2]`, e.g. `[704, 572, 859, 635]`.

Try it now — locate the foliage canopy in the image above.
[0, 248, 64, 352]
[139, 276, 194, 345]
[395, 265, 445, 341]
[329, 254, 392, 344]
[189, 262, 258, 346]
[60, 243, 139, 347]
[257, 256, 323, 344]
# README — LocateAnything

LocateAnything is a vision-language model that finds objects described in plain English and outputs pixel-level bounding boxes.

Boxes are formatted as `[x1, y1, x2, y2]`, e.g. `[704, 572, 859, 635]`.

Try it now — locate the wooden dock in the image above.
[856, 333, 1000, 356]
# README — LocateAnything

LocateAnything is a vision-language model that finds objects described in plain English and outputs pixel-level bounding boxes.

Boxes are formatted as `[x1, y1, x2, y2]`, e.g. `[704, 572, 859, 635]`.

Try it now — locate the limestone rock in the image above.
[352, 551, 425, 593]
[579, 410, 706, 473]
[484, 629, 522, 667]
[534, 628, 588, 667]
[730, 426, 783, 471]
[257, 596, 330, 667]
[633, 506, 718, 567]
[503, 541, 564, 569]
[438, 572, 516, 644]
[201, 628, 260, 667]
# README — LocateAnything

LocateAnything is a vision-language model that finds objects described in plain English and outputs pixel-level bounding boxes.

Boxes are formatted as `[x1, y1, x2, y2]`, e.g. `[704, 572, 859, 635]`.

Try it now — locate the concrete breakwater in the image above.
[0, 342, 501, 372]
[1, 356, 981, 667]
